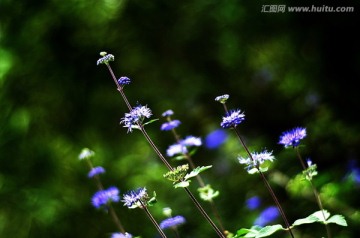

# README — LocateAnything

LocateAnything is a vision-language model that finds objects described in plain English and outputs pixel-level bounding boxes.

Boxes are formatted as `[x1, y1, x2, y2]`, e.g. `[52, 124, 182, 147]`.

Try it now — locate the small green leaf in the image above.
[326, 215, 347, 226]
[173, 155, 187, 161]
[247, 167, 268, 174]
[256, 225, 284, 238]
[143, 118, 159, 126]
[235, 228, 258, 237]
[292, 214, 320, 226]
[312, 210, 330, 222]
[174, 181, 190, 188]
[184, 165, 212, 180]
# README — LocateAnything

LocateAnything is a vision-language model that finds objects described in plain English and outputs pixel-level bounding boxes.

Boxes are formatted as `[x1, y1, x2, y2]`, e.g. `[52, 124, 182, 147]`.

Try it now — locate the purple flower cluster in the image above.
[166, 136, 202, 157]
[96, 53, 114, 65]
[122, 187, 148, 208]
[161, 120, 181, 131]
[220, 109, 245, 128]
[238, 150, 275, 171]
[117, 76, 131, 86]
[254, 206, 279, 227]
[159, 215, 186, 230]
[91, 186, 120, 208]
[88, 166, 105, 178]
[111, 232, 133, 238]
[279, 127, 306, 147]
[120, 105, 152, 133]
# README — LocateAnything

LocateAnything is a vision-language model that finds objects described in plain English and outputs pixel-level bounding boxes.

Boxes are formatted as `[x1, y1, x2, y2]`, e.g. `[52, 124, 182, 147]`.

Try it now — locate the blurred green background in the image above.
[1, 0, 359, 237]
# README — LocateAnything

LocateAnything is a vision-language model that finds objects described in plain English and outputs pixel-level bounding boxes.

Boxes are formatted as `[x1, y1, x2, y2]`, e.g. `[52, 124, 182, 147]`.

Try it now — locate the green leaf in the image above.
[292, 214, 320, 226]
[172, 155, 187, 161]
[312, 210, 330, 222]
[235, 228, 259, 237]
[184, 165, 212, 180]
[256, 225, 284, 238]
[174, 180, 190, 188]
[143, 118, 159, 126]
[247, 167, 268, 175]
[326, 215, 347, 226]
[292, 210, 330, 226]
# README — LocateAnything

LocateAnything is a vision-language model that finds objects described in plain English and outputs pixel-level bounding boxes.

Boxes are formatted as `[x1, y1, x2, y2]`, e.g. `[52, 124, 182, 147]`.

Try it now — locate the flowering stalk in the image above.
[122, 188, 167, 238]
[160, 208, 186, 238]
[140, 200, 168, 238]
[161, 110, 226, 233]
[216, 95, 295, 238]
[98, 53, 225, 238]
[279, 128, 331, 238]
[78, 148, 126, 234]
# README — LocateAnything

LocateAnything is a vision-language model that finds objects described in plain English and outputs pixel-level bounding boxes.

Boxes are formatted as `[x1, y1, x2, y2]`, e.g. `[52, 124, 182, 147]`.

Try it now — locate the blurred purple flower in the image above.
[205, 129, 228, 149]
[254, 206, 279, 227]
[91, 186, 120, 208]
[161, 120, 181, 131]
[159, 215, 186, 230]
[88, 166, 105, 178]
[246, 196, 261, 210]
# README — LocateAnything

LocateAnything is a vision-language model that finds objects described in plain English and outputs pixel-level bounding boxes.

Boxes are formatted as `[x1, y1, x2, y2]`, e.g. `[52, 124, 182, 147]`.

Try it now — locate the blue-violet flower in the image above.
[254, 206, 279, 227]
[88, 166, 105, 178]
[279, 127, 306, 147]
[161, 120, 181, 131]
[91, 186, 120, 208]
[220, 109, 245, 128]
[162, 109, 174, 117]
[238, 150, 275, 171]
[111, 232, 133, 238]
[122, 187, 148, 208]
[159, 215, 186, 230]
[120, 105, 152, 133]
[97, 52, 114, 65]
[118, 76, 131, 86]
[205, 129, 228, 149]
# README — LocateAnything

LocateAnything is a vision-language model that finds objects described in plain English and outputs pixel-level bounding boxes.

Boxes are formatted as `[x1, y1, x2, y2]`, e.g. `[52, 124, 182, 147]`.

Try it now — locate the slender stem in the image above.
[139, 201, 167, 238]
[183, 187, 226, 238]
[171, 227, 181, 238]
[295, 148, 331, 238]
[85, 160, 126, 233]
[169, 123, 226, 232]
[105, 64, 225, 238]
[232, 123, 295, 238]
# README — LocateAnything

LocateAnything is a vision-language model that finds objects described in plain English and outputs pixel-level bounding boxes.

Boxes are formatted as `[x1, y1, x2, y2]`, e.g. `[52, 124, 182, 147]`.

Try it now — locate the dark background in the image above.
[1, 0, 359, 237]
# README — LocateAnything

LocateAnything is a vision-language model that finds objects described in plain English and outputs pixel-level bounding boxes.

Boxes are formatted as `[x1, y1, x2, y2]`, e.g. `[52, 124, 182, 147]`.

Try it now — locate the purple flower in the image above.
[97, 53, 114, 65]
[161, 120, 181, 131]
[166, 136, 202, 157]
[238, 150, 275, 171]
[246, 196, 261, 210]
[159, 215, 186, 230]
[120, 105, 152, 133]
[162, 110, 174, 117]
[122, 187, 148, 208]
[205, 129, 228, 149]
[220, 109, 245, 128]
[111, 232, 132, 238]
[117, 76, 131, 86]
[88, 166, 105, 178]
[254, 206, 279, 227]
[279, 127, 307, 148]
[182, 136, 202, 147]
[91, 186, 120, 208]
[166, 143, 187, 157]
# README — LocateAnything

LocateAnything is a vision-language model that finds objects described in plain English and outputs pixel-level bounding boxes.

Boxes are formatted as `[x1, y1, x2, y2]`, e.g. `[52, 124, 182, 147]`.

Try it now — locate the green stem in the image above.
[295, 147, 331, 238]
